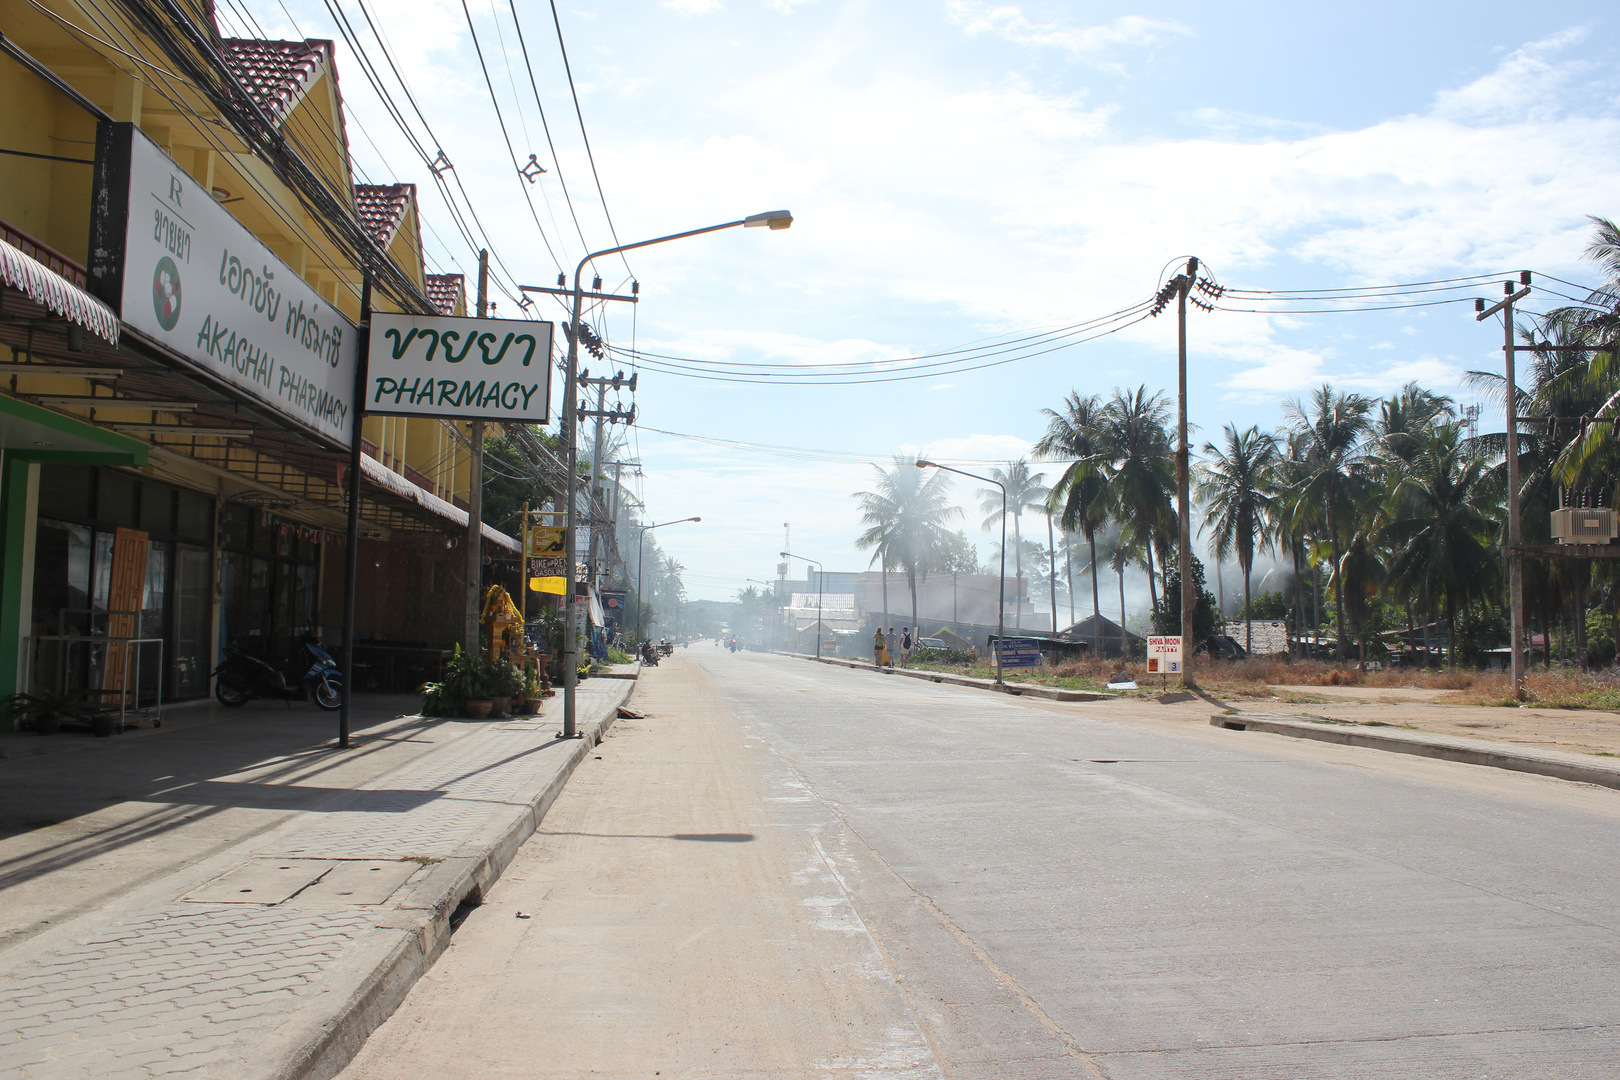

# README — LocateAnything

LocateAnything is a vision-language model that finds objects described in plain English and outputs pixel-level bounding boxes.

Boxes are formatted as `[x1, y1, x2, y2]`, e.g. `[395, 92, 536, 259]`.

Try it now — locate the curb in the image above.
[782, 651, 1116, 703]
[1211, 711, 1620, 792]
[283, 678, 638, 1080]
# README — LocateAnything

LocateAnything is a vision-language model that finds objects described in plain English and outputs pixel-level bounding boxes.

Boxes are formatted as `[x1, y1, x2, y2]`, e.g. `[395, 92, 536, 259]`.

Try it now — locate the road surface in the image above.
[340, 650, 1620, 1079]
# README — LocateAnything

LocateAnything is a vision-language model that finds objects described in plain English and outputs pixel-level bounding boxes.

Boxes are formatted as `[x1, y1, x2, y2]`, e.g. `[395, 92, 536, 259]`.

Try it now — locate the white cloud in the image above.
[1433, 28, 1592, 124]
[946, 5, 1190, 62]
[662, 0, 722, 14]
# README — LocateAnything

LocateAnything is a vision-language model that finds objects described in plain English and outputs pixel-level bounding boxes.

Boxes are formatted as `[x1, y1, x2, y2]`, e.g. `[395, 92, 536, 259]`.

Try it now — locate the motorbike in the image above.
[640, 641, 660, 667]
[213, 634, 344, 710]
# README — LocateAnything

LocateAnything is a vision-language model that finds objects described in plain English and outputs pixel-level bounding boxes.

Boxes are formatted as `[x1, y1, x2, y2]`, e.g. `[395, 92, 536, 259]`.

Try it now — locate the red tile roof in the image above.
[220, 39, 332, 125]
[426, 273, 465, 316]
[354, 183, 416, 248]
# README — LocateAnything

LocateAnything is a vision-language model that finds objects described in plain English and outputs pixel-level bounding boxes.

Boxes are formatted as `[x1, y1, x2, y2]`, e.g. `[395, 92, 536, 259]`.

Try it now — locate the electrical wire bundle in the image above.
[600, 299, 1158, 386]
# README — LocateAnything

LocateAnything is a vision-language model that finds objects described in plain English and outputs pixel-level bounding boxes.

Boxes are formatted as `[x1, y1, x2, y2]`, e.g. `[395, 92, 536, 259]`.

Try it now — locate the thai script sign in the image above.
[1146, 635, 1183, 674]
[90, 123, 357, 447]
[368, 312, 552, 423]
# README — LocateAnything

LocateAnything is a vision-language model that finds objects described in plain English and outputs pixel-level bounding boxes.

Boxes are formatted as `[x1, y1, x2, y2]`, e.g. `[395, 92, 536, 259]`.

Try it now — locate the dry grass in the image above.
[869, 650, 1620, 710]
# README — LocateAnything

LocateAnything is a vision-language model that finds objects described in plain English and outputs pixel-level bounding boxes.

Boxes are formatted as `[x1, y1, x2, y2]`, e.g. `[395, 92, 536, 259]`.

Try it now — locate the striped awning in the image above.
[0, 237, 119, 346]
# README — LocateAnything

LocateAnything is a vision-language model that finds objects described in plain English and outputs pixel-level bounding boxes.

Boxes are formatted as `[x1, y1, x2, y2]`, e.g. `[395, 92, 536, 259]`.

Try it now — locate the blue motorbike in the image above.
[213, 634, 344, 711]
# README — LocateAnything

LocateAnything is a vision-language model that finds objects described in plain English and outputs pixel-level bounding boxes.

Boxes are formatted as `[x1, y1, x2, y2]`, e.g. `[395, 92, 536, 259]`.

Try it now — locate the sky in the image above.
[244, 0, 1620, 612]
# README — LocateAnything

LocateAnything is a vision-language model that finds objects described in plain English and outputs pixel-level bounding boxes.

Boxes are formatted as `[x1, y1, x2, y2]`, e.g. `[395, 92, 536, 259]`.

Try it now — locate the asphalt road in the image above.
[344, 651, 1620, 1079]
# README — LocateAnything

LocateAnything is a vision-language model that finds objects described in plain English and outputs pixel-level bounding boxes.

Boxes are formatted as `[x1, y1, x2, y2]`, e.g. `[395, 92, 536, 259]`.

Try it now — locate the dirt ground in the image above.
[1253, 687, 1620, 758]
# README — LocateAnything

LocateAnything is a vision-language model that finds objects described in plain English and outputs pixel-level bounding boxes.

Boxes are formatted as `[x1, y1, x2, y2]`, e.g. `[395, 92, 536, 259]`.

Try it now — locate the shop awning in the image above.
[358, 452, 520, 552]
[0, 392, 147, 465]
[0, 237, 119, 347]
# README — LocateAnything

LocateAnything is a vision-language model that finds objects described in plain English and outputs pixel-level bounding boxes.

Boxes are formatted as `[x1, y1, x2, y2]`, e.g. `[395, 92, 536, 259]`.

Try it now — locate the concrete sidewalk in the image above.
[1213, 710, 1620, 791]
[0, 678, 634, 1079]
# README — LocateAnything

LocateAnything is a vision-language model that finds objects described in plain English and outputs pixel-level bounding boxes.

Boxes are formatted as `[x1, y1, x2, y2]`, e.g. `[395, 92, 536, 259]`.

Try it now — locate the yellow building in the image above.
[0, 1, 541, 719]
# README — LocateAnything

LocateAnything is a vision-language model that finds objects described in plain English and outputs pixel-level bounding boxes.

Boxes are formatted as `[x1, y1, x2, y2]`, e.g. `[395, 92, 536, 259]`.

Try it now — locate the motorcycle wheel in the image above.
[215, 672, 253, 707]
[313, 679, 344, 711]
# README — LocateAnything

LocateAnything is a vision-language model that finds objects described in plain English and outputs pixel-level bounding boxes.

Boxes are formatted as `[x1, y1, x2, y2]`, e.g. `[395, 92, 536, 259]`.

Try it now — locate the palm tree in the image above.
[1038, 391, 1115, 655]
[1284, 385, 1374, 660]
[977, 460, 1048, 630]
[854, 456, 963, 634]
[1104, 524, 1140, 659]
[1103, 386, 1175, 617]
[1381, 424, 1499, 668]
[1197, 424, 1280, 656]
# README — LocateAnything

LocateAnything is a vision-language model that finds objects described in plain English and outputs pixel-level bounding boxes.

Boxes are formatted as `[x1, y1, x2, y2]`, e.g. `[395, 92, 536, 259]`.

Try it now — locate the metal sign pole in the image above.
[339, 275, 371, 749]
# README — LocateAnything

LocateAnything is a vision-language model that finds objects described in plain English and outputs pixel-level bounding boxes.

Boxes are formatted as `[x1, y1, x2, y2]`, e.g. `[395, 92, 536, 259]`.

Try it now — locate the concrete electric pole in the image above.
[464, 249, 488, 652]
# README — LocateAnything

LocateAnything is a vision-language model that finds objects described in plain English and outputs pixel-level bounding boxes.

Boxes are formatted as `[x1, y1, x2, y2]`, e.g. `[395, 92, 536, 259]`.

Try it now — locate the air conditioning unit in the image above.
[1550, 507, 1618, 544]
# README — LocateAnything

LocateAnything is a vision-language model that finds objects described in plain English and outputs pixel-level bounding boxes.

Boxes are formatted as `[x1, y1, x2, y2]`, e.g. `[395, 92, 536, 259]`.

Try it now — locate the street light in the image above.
[559, 211, 792, 738]
[780, 551, 823, 659]
[918, 460, 1005, 687]
[636, 517, 701, 642]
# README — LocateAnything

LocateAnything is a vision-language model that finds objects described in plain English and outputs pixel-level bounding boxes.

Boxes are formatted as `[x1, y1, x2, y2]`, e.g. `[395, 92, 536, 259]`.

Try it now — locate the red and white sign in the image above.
[1147, 635, 1183, 674]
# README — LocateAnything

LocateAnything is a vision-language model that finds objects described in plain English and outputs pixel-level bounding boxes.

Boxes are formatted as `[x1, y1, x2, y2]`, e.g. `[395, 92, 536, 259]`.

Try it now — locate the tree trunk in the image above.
[1451, 592, 1464, 667]
[1013, 513, 1024, 629]
[1118, 561, 1127, 659]
[1145, 542, 1159, 623]
[1330, 534, 1347, 661]
[1241, 555, 1253, 656]
[1067, 534, 1076, 626]
[909, 568, 919, 641]
[881, 556, 889, 630]
[1047, 513, 1058, 634]
[1290, 540, 1305, 661]
[1088, 530, 1101, 659]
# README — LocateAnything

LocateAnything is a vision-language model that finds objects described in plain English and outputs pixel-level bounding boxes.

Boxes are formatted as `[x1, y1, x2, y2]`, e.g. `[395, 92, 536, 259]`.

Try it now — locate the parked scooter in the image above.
[213, 634, 344, 710]
[640, 640, 660, 667]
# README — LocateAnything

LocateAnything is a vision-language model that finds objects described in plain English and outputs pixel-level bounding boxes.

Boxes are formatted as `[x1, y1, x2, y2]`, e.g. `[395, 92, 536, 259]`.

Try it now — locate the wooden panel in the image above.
[103, 526, 148, 698]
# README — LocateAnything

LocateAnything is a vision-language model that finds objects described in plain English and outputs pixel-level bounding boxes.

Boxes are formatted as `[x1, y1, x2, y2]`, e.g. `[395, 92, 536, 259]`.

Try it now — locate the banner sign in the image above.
[525, 526, 565, 557]
[992, 637, 1042, 668]
[367, 312, 552, 422]
[1147, 635, 1183, 674]
[524, 525, 568, 578]
[89, 122, 357, 447]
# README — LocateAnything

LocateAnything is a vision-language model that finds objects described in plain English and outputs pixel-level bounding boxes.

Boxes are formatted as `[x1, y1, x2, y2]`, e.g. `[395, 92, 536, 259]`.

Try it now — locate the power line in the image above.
[504, 0, 591, 255]
[546, 0, 631, 277]
[457, 0, 566, 274]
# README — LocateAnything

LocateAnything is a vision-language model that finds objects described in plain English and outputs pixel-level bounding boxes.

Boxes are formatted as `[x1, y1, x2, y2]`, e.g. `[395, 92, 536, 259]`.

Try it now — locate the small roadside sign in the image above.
[1147, 635, 1183, 674]
[993, 638, 1043, 668]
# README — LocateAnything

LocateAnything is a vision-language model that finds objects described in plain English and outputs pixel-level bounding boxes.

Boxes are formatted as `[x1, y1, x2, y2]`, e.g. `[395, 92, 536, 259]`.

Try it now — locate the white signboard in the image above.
[105, 125, 356, 445]
[1146, 635, 1183, 674]
[367, 312, 552, 422]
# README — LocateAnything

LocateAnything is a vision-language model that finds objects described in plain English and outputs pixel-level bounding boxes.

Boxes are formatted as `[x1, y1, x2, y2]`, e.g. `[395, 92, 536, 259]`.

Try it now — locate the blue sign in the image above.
[993, 638, 1042, 668]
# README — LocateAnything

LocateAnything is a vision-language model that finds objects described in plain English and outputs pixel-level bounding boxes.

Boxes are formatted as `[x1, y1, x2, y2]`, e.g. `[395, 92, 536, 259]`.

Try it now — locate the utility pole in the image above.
[464, 250, 488, 653]
[1478, 272, 1533, 701]
[1176, 257, 1199, 687]
[580, 369, 638, 590]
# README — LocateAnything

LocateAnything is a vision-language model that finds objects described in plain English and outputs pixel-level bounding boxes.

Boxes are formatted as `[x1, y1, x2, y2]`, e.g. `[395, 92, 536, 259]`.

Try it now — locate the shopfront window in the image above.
[30, 467, 213, 702]
[217, 506, 321, 663]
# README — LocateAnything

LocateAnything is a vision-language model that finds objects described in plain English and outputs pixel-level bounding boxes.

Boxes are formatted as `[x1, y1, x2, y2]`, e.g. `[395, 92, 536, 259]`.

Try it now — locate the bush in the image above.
[911, 646, 978, 666]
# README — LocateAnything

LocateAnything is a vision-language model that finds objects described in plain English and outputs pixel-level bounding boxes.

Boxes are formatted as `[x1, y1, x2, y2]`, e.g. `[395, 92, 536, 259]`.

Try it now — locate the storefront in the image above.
[28, 463, 214, 702]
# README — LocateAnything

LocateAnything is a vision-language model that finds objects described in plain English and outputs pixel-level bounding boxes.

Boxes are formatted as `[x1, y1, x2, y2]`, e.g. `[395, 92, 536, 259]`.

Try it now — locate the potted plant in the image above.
[486, 658, 523, 718]
[1, 689, 93, 736]
[441, 646, 494, 719]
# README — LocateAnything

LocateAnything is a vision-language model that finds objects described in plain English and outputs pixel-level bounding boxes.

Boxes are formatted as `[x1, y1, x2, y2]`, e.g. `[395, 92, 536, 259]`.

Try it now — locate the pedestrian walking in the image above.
[872, 625, 886, 667]
[884, 626, 898, 669]
[900, 627, 913, 668]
